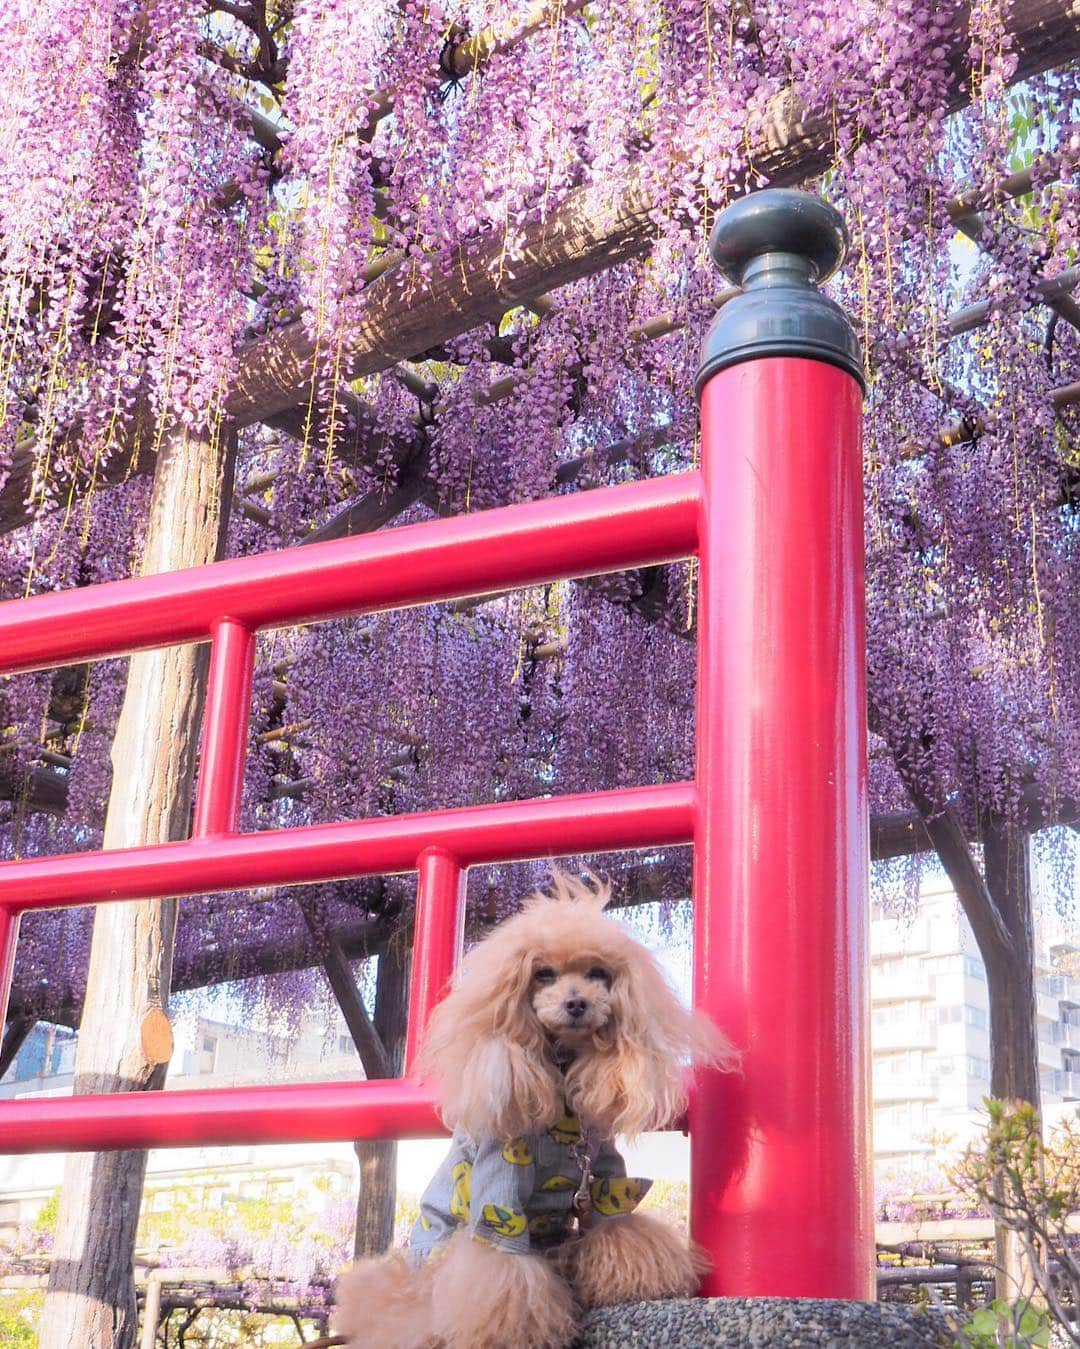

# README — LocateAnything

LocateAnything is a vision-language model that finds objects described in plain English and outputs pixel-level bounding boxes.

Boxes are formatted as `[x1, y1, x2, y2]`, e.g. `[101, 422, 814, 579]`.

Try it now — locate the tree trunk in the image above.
[0, 1015, 34, 1078]
[353, 933, 409, 1258]
[885, 730, 1044, 1302]
[982, 821, 1039, 1106]
[38, 425, 234, 1349]
[981, 820, 1041, 1302]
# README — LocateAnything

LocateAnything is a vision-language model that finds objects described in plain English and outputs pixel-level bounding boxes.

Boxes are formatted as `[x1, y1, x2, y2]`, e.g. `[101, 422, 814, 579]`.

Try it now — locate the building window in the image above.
[873, 1002, 929, 1026]
[199, 1035, 218, 1073]
[964, 955, 987, 981]
[967, 1057, 990, 1080]
[876, 1051, 928, 1077]
[965, 1006, 988, 1030]
[939, 1006, 963, 1024]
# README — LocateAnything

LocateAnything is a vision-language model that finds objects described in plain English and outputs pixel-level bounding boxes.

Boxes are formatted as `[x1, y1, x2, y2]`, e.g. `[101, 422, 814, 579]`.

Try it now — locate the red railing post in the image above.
[405, 848, 466, 1072]
[690, 191, 873, 1298]
[192, 617, 256, 836]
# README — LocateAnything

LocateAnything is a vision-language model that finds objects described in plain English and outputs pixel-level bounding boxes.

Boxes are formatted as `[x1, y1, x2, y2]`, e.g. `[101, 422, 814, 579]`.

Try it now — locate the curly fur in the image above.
[334, 1233, 576, 1349]
[431, 1229, 577, 1349]
[418, 870, 738, 1141]
[553, 1211, 710, 1308]
[333, 870, 739, 1349]
[333, 1251, 438, 1349]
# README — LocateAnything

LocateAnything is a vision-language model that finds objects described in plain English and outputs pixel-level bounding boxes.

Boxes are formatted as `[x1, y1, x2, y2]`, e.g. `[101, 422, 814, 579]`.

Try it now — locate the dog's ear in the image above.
[415, 933, 561, 1142]
[568, 943, 739, 1141]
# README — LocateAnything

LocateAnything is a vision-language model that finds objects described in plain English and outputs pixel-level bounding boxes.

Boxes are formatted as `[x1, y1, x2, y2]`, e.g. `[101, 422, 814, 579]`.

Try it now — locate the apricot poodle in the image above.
[333, 870, 737, 1349]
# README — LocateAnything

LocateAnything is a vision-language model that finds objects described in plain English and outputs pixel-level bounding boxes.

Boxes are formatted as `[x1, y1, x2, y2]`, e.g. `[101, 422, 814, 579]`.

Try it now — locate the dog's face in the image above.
[529, 956, 615, 1045]
[418, 871, 736, 1141]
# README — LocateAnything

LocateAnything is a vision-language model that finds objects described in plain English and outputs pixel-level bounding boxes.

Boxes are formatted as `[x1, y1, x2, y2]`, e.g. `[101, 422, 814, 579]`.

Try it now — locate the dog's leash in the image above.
[569, 1128, 594, 1232]
[553, 1053, 596, 1234]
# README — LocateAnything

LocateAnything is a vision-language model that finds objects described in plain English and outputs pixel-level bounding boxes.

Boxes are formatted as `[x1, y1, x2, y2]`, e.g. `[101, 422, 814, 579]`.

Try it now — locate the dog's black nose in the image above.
[565, 996, 588, 1019]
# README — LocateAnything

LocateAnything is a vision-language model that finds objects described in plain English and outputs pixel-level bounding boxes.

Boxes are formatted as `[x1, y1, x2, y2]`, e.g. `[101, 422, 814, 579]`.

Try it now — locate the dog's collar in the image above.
[550, 1041, 576, 1072]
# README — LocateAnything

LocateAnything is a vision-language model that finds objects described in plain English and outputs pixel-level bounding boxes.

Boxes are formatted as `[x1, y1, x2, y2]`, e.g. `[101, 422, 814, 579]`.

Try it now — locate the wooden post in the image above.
[38, 424, 234, 1349]
[139, 1275, 162, 1349]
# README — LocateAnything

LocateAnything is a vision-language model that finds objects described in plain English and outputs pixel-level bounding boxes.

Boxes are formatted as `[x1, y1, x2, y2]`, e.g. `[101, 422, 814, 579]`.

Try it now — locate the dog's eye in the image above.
[533, 966, 557, 984]
[586, 966, 611, 986]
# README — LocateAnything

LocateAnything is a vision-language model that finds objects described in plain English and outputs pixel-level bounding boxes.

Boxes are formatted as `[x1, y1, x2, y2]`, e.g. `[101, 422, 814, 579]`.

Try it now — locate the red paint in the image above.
[690, 357, 872, 1299]
[0, 1078, 442, 1153]
[406, 849, 466, 1072]
[0, 474, 701, 677]
[192, 618, 256, 836]
[0, 471, 701, 1158]
[0, 783, 696, 913]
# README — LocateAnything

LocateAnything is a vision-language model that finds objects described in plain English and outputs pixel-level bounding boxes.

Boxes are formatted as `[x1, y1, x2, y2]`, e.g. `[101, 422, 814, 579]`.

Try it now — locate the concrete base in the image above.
[576, 1298, 953, 1347]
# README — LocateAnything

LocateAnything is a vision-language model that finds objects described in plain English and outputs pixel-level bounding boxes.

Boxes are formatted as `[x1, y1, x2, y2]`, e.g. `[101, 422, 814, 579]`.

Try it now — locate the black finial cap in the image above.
[695, 188, 864, 398]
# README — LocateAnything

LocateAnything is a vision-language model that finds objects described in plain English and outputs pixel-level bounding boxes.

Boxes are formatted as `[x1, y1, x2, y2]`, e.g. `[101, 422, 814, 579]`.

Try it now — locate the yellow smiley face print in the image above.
[547, 1112, 581, 1145]
[540, 1174, 576, 1192]
[481, 1203, 528, 1238]
[589, 1176, 651, 1216]
[502, 1138, 534, 1166]
[449, 1161, 472, 1222]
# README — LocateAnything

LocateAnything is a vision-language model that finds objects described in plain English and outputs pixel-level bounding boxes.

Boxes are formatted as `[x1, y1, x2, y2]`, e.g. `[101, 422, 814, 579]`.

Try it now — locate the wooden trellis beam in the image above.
[3, 909, 393, 1029]
[947, 153, 1080, 333]
[946, 264, 1079, 337]
[218, 0, 1080, 422]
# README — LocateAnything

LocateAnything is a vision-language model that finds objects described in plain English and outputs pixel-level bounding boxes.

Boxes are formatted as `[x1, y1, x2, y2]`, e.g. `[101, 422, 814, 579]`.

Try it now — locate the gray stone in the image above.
[575, 1298, 954, 1347]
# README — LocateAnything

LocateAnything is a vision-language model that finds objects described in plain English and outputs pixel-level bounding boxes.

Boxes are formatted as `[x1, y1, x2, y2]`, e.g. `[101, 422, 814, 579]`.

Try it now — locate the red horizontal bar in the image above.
[0, 1075, 696, 1154]
[0, 474, 702, 676]
[0, 1079, 442, 1153]
[0, 783, 697, 912]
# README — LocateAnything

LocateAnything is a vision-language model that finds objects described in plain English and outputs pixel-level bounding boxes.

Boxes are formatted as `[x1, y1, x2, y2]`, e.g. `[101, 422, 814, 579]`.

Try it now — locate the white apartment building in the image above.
[871, 880, 1080, 1177]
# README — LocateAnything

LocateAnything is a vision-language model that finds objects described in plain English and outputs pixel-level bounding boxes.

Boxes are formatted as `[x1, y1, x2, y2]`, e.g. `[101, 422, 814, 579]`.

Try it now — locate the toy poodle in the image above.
[332, 870, 737, 1349]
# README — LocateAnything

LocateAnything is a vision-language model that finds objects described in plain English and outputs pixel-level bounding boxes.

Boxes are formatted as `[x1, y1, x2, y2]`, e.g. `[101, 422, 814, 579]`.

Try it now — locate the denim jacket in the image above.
[409, 1105, 650, 1259]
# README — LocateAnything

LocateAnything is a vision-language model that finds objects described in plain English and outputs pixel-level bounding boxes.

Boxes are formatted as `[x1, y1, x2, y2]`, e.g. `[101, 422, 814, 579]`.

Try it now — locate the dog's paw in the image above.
[431, 1230, 578, 1349]
[562, 1212, 707, 1307]
[333, 1254, 439, 1348]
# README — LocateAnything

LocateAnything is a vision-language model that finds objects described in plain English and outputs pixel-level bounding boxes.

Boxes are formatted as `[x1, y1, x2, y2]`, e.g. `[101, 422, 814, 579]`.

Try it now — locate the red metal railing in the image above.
[0, 199, 874, 1298]
[0, 477, 699, 1150]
